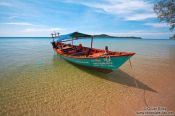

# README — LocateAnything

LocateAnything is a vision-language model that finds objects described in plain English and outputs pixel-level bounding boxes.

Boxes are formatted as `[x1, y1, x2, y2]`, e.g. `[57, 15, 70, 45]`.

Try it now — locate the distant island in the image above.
[93, 34, 142, 39]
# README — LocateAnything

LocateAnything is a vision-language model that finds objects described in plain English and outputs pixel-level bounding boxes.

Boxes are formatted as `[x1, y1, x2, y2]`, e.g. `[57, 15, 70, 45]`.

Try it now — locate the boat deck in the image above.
[53, 42, 135, 59]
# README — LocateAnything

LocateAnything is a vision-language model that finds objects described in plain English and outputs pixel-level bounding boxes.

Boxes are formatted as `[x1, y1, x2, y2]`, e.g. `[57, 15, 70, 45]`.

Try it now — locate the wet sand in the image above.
[0, 54, 175, 116]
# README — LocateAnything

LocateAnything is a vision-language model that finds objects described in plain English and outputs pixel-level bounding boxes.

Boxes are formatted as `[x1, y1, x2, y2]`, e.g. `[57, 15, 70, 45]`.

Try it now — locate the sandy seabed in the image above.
[0, 55, 175, 116]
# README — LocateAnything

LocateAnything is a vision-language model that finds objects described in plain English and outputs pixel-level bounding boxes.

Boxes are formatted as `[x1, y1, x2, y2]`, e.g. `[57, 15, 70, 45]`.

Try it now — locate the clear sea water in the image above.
[0, 37, 175, 115]
[0, 37, 175, 71]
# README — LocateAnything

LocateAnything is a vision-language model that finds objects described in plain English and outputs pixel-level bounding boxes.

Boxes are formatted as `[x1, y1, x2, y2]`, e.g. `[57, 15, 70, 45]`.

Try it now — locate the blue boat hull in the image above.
[59, 54, 132, 71]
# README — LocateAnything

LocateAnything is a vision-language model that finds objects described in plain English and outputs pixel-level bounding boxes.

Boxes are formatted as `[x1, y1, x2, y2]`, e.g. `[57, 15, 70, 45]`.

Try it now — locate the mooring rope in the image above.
[128, 59, 149, 107]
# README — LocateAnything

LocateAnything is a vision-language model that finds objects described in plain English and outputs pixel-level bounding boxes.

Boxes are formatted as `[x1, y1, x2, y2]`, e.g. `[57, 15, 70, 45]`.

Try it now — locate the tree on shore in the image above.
[154, 0, 175, 39]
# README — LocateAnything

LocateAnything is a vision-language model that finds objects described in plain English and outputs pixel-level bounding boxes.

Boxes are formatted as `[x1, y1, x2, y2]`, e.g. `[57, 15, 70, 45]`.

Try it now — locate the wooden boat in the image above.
[51, 32, 135, 73]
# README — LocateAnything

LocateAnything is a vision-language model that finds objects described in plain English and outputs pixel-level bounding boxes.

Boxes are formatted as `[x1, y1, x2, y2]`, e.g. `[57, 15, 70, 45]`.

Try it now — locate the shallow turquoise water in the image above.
[0, 37, 175, 71]
[0, 37, 175, 115]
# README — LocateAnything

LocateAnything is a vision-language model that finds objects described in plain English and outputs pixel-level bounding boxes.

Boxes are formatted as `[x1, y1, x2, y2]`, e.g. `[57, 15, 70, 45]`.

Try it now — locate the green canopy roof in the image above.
[56, 32, 92, 42]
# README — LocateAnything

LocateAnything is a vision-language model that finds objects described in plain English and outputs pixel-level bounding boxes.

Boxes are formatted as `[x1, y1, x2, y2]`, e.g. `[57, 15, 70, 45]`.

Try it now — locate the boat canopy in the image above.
[56, 32, 92, 42]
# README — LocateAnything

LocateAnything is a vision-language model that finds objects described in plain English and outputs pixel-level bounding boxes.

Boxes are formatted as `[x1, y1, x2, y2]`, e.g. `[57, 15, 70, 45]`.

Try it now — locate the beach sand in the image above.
[0, 54, 175, 116]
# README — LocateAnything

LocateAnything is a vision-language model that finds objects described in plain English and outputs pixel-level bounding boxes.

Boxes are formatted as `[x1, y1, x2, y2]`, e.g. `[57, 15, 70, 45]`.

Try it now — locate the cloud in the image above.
[22, 28, 66, 36]
[0, 22, 44, 27]
[8, 16, 19, 19]
[0, 26, 66, 37]
[0, 21, 66, 36]
[64, 0, 156, 21]
[144, 23, 169, 28]
[1, 22, 34, 26]
[0, 1, 12, 7]
[125, 13, 156, 21]
[111, 31, 172, 36]
[106, 30, 173, 39]
[25, 28, 62, 32]
[86, 30, 173, 39]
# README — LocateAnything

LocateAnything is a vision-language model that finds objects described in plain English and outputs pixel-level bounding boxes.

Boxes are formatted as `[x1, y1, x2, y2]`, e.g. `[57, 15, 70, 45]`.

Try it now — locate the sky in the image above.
[0, 0, 174, 39]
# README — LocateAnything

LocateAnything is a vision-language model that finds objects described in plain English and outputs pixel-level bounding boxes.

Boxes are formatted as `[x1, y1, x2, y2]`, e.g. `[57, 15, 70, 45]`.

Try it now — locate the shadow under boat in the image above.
[65, 60, 157, 93]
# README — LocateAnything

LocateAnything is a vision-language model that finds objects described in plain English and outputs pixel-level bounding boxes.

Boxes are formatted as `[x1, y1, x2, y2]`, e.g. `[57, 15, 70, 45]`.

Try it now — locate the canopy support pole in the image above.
[51, 33, 54, 42]
[91, 36, 94, 49]
[72, 37, 73, 45]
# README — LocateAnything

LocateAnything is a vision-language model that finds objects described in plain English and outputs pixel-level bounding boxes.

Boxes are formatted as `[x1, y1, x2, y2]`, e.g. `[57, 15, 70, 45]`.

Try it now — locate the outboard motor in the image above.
[105, 46, 109, 54]
[51, 41, 57, 48]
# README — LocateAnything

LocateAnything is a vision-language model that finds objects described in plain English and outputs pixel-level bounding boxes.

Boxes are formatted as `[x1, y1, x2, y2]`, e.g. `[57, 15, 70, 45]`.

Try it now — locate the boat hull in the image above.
[51, 32, 135, 72]
[58, 53, 132, 71]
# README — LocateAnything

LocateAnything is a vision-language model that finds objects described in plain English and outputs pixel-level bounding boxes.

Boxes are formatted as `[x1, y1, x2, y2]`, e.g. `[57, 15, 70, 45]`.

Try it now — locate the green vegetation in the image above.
[154, 0, 175, 39]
